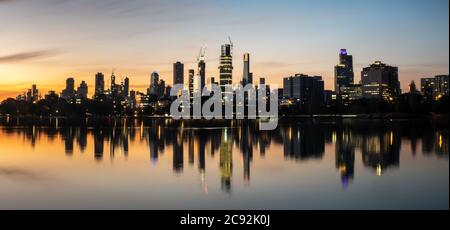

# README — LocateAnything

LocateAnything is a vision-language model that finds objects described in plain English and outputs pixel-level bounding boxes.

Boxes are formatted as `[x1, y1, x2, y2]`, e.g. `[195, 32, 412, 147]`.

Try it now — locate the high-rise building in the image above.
[334, 49, 354, 94]
[340, 84, 362, 105]
[129, 90, 136, 109]
[361, 61, 400, 101]
[77, 81, 88, 98]
[66, 78, 75, 92]
[95, 72, 105, 96]
[61, 77, 76, 102]
[123, 77, 129, 97]
[198, 60, 206, 92]
[420, 75, 449, 100]
[173, 61, 184, 85]
[434, 75, 449, 98]
[421, 77, 435, 101]
[242, 53, 252, 85]
[29, 84, 39, 102]
[283, 74, 325, 110]
[148, 72, 165, 98]
[188, 69, 195, 98]
[110, 72, 118, 95]
[219, 43, 233, 100]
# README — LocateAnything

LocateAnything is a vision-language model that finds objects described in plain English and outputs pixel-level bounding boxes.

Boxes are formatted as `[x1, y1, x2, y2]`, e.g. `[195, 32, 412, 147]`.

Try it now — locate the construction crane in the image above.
[228, 36, 233, 55]
[197, 45, 207, 62]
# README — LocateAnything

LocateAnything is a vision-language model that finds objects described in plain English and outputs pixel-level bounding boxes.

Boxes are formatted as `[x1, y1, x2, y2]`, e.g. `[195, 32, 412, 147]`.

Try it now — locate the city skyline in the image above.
[0, 0, 449, 100]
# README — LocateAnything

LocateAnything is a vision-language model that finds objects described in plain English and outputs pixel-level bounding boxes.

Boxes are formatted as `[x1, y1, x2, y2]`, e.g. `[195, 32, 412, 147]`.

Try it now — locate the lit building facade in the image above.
[219, 43, 233, 101]
[334, 49, 354, 94]
[361, 61, 400, 101]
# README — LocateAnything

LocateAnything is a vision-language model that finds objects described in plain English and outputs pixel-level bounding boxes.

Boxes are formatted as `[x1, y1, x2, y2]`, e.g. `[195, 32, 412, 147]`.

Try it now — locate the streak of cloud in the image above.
[0, 50, 59, 64]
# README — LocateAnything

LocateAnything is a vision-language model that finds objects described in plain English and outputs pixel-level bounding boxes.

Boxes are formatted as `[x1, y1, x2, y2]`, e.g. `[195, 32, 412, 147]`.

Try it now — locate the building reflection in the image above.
[0, 117, 447, 192]
[335, 128, 355, 188]
[361, 130, 400, 176]
[220, 128, 233, 192]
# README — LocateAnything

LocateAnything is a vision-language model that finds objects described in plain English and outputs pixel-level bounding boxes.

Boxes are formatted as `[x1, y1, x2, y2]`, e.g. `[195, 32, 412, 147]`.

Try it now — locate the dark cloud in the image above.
[0, 50, 59, 63]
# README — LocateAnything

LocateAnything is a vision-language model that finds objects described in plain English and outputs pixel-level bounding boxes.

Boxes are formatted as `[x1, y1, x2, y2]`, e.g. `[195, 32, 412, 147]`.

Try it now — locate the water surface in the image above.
[0, 118, 448, 209]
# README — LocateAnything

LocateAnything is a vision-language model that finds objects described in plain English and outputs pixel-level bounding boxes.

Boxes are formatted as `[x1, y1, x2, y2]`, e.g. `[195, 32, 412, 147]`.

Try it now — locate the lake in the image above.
[0, 117, 448, 209]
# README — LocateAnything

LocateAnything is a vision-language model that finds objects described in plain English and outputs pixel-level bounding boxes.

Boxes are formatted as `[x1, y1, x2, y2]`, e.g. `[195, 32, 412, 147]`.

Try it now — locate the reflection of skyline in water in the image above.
[0, 118, 448, 193]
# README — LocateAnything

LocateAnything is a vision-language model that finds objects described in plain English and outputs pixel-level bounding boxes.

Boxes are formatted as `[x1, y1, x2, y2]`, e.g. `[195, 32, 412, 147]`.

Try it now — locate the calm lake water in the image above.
[0, 118, 448, 210]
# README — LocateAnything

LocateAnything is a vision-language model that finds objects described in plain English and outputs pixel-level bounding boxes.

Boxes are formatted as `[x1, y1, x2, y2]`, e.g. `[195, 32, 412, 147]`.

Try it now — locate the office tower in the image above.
[198, 59, 206, 91]
[340, 84, 362, 106]
[129, 90, 136, 109]
[334, 49, 354, 94]
[164, 85, 172, 97]
[259, 77, 270, 97]
[66, 78, 75, 92]
[148, 71, 160, 96]
[110, 72, 118, 95]
[77, 81, 88, 98]
[243, 53, 252, 85]
[173, 61, 184, 85]
[123, 77, 129, 97]
[219, 42, 233, 100]
[158, 79, 165, 98]
[361, 61, 400, 100]
[95, 72, 105, 96]
[421, 77, 435, 101]
[420, 75, 449, 100]
[282, 74, 325, 111]
[61, 77, 76, 102]
[283, 77, 293, 98]
[434, 75, 449, 98]
[28, 84, 39, 102]
[188, 69, 195, 98]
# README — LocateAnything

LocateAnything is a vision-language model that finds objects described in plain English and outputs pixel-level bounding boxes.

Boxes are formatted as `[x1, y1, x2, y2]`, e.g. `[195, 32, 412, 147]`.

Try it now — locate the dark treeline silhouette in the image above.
[1, 92, 448, 117]
[280, 94, 449, 116]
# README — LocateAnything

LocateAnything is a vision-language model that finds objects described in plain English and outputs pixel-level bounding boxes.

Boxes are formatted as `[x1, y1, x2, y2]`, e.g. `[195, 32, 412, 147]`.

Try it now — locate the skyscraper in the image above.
[282, 74, 325, 112]
[123, 77, 129, 97]
[95, 72, 105, 96]
[149, 71, 160, 96]
[61, 77, 76, 102]
[434, 75, 449, 98]
[361, 61, 400, 100]
[242, 53, 252, 85]
[219, 42, 233, 100]
[188, 69, 195, 99]
[334, 49, 354, 93]
[420, 75, 449, 100]
[77, 81, 88, 98]
[110, 71, 117, 95]
[173, 61, 184, 85]
[197, 59, 206, 92]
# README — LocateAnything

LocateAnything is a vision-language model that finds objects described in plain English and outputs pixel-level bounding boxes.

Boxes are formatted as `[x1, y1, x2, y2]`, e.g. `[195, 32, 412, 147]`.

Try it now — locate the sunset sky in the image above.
[0, 0, 448, 99]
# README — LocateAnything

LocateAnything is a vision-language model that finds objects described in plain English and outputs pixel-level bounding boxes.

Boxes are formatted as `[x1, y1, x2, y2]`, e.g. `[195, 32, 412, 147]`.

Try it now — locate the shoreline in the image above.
[0, 113, 448, 128]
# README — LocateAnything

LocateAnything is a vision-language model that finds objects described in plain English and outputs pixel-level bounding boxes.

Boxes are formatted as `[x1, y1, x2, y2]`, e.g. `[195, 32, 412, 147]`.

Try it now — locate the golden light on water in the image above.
[390, 131, 393, 146]
[376, 164, 382, 177]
